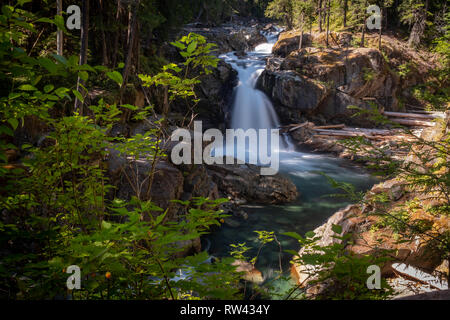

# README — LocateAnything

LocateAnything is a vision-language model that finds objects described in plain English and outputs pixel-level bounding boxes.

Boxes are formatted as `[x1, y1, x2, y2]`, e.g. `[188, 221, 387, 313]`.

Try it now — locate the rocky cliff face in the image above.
[258, 45, 398, 125]
[258, 31, 436, 126]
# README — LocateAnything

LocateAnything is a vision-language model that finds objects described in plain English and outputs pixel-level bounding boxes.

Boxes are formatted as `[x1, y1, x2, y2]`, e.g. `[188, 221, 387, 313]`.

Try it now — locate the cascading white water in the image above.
[220, 27, 294, 154]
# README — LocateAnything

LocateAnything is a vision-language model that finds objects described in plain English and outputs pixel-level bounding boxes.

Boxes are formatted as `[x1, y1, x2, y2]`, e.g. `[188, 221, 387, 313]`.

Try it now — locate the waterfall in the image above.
[221, 27, 294, 154]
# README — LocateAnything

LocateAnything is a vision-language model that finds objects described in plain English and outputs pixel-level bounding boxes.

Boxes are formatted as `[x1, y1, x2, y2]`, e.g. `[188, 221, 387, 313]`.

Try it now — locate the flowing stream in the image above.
[204, 28, 378, 297]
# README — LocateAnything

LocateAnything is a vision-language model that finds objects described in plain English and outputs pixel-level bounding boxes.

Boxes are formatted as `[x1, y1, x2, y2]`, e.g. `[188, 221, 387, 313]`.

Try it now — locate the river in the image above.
[204, 28, 378, 298]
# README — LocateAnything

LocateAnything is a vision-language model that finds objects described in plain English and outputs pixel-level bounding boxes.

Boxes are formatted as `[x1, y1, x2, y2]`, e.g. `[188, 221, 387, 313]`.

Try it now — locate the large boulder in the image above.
[106, 148, 221, 257]
[272, 30, 314, 57]
[206, 160, 299, 204]
[106, 148, 185, 220]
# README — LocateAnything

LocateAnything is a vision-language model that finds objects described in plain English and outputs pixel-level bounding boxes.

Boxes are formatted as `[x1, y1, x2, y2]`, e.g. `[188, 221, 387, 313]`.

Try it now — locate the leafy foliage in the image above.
[0, 2, 242, 300]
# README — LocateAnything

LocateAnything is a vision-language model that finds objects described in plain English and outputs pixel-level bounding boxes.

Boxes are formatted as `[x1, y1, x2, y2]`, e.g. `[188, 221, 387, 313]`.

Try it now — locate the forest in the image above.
[0, 0, 448, 302]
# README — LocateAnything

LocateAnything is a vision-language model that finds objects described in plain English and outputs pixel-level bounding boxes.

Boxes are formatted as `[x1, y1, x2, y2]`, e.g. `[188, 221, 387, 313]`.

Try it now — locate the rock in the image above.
[223, 217, 241, 228]
[258, 68, 329, 119]
[173, 237, 202, 259]
[394, 289, 450, 300]
[292, 176, 450, 291]
[180, 24, 267, 54]
[206, 160, 299, 204]
[106, 147, 224, 258]
[273, 31, 354, 58]
[370, 179, 404, 201]
[235, 50, 247, 58]
[272, 31, 314, 57]
[232, 260, 265, 284]
[194, 60, 238, 129]
[106, 148, 184, 221]
[434, 260, 449, 280]
[258, 46, 398, 125]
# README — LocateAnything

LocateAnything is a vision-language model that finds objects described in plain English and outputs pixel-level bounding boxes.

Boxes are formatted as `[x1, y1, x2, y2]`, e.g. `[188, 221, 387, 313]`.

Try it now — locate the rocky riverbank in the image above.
[290, 118, 449, 299]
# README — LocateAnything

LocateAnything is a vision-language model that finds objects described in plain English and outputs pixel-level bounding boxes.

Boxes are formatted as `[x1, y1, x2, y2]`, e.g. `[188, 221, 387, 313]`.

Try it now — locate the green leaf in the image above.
[170, 41, 186, 50]
[31, 75, 42, 86]
[331, 224, 343, 235]
[35, 17, 54, 24]
[44, 84, 54, 93]
[72, 89, 84, 103]
[281, 232, 304, 241]
[39, 58, 58, 73]
[284, 249, 300, 256]
[186, 41, 197, 54]
[79, 71, 89, 81]
[54, 87, 69, 99]
[54, 15, 66, 32]
[305, 231, 316, 238]
[0, 125, 14, 136]
[106, 71, 123, 87]
[7, 118, 19, 130]
[52, 54, 68, 65]
[18, 84, 37, 91]
[102, 221, 112, 230]
[154, 210, 167, 226]
[17, 0, 32, 5]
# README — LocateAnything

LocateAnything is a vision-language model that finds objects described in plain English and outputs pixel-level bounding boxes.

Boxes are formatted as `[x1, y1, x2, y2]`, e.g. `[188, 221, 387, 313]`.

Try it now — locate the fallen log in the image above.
[383, 111, 444, 120]
[313, 129, 375, 136]
[344, 128, 394, 136]
[389, 118, 436, 127]
[313, 124, 345, 130]
[406, 109, 446, 116]
[288, 122, 310, 132]
[312, 127, 395, 136]
[314, 133, 387, 140]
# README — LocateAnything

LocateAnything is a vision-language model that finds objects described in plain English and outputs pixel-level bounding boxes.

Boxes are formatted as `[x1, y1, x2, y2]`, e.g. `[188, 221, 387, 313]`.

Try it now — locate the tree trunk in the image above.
[56, 0, 63, 56]
[112, 0, 121, 68]
[299, 14, 304, 49]
[408, 0, 428, 48]
[343, 0, 348, 27]
[318, 0, 323, 32]
[74, 0, 89, 115]
[99, 0, 109, 66]
[326, 0, 330, 47]
[120, 0, 140, 103]
[361, 0, 367, 47]
[379, 7, 383, 50]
